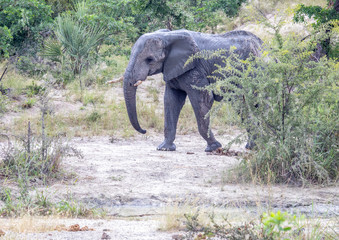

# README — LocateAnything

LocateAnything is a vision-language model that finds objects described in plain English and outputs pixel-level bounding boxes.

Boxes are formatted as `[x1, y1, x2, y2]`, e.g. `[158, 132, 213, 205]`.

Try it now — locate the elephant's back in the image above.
[192, 30, 263, 57]
[220, 30, 263, 44]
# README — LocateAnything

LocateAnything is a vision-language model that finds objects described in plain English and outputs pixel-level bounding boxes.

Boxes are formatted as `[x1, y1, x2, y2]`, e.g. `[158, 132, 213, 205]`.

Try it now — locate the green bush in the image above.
[0, 0, 53, 56]
[196, 33, 338, 184]
[16, 56, 48, 76]
[0, 26, 12, 59]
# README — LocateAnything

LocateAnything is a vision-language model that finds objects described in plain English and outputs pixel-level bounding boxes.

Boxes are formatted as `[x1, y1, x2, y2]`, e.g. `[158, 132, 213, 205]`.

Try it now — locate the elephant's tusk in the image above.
[106, 76, 124, 84]
[134, 80, 143, 87]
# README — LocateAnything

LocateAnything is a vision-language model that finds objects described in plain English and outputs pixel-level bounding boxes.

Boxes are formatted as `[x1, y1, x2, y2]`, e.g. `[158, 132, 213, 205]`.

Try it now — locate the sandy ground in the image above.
[39, 134, 339, 212]
[1, 133, 338, 239]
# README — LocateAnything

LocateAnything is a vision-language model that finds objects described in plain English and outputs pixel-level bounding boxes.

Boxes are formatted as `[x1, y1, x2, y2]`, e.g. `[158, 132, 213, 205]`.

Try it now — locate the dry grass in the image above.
[4, 93, 241, 139]
[177, 101, 197, 135]
[0, 65, 37, 98]
[158, 201, 202, 232]
[146, 85, 160, 103]
[7, 96, 165, 138]
[0, 216, 61, 233]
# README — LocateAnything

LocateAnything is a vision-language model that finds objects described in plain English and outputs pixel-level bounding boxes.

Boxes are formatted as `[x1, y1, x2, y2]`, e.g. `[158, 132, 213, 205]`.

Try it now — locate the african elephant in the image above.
[123, 29, 263, 152]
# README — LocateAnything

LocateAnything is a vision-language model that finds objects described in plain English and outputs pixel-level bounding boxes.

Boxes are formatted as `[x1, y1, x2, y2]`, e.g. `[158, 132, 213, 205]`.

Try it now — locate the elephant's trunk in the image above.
[123, 71, 146, 134]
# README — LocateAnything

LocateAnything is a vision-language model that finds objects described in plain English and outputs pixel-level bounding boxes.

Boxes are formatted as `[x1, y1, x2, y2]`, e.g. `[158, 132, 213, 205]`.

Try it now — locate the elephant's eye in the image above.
[146, 57, 155, 63]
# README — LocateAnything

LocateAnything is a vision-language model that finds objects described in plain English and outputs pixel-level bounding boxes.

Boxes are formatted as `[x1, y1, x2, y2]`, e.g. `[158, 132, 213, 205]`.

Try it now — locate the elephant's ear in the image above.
[163, 32, 199, 82]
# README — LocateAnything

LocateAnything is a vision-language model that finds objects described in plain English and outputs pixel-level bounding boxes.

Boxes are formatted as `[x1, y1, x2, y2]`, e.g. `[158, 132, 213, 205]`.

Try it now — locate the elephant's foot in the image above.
[157, 141, 176, 151]
[205, 141, 222, 152]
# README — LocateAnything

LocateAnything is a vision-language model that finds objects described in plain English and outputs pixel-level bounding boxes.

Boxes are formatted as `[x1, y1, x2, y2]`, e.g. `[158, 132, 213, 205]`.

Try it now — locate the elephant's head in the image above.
[123, 30, 199, 134]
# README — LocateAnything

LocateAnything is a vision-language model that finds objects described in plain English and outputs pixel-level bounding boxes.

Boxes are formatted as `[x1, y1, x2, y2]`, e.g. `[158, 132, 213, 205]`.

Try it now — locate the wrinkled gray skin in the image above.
[123, 29, 262, 152]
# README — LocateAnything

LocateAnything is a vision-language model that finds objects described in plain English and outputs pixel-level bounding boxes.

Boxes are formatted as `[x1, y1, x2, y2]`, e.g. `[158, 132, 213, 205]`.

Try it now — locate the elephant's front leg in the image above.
[188, 90, 221, 152]
[157, 85, 187, 151]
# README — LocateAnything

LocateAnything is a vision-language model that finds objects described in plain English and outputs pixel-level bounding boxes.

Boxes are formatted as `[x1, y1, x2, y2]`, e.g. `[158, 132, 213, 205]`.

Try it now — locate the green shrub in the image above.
[0, 26, 12, 59]
[16, 56, 48, 77]
[22, 98, 37, 109]
[25, 81, 46, 97]
[0, 0, 53, 56]
[194, 32, 338, 184]
[86, 111, 102, 122]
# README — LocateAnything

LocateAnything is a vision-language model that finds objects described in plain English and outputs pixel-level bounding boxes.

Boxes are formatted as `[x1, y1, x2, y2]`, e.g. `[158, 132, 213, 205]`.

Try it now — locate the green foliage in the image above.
[41, 38, 63, 63]
[21, 98, 37, 109]
[294, 1, 339, 58]
[294, 2, 339, 27]
[86, 111, 102, 122]
[130, 0, 246, 32]
[0, 0, 53, 56]
[85, 0, 139, 42]
[44, 0, 74, 18]
[195, 31, 338, 184]
[25, 81, 46, 97]
[262, 211, 299, 239]
[54, 14, 107, 75]
[16, 56, 48, 76]
[0, 26, 13, 59]
[208, 0, 247, 17]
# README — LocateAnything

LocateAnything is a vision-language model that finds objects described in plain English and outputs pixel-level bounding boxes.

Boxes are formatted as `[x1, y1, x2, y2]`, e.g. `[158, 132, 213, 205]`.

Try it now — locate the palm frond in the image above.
[41, 38, 63, 63]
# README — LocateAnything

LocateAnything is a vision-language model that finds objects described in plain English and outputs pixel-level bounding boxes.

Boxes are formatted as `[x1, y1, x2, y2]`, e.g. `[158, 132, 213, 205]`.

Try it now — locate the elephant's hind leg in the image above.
[157, 85, 187, 151]
[188, 90, 221, 152]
